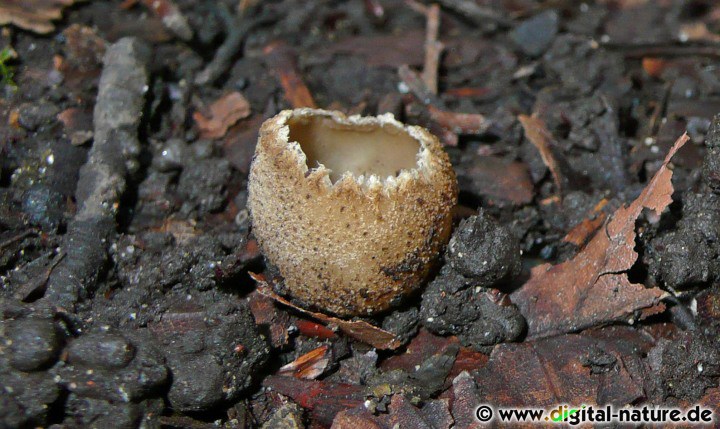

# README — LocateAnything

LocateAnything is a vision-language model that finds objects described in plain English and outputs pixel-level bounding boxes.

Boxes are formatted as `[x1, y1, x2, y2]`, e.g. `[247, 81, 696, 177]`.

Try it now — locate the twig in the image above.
[518, 114, 564, 196]
[16, 251, 66, 302]
[647, 81, 673, 141]
[0, 229, 36, 251]
[43, 38, 150, 310]
[428, 105, 488, 134]
[421, 4, 443, 94]
[436, 0, 512, 28]
[195, 4, 273, 86]
[508, 0, 579, 20]
[399, 64, 441, 106]
[607, 42, 720, 59]
[399, 65, 489, 145]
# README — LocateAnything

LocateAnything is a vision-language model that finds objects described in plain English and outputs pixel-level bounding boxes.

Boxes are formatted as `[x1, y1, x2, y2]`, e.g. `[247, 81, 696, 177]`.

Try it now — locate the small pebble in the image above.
[67, 332, 135, 369]
[8, 318, 63, 372]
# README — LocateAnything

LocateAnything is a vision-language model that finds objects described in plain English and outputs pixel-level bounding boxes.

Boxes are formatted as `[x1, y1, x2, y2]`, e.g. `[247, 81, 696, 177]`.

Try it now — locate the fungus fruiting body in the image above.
[248, 108, 457, 316]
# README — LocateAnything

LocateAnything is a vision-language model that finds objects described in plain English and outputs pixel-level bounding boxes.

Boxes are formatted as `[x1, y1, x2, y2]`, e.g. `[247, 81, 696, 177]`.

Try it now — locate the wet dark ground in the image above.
[2, 0, 720, 428]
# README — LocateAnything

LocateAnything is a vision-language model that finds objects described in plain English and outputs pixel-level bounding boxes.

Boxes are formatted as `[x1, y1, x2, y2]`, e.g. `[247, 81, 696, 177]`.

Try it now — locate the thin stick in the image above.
[436, 0, 512, 27]
[0, 230, 36, 251]
[422, 4, 443, 94]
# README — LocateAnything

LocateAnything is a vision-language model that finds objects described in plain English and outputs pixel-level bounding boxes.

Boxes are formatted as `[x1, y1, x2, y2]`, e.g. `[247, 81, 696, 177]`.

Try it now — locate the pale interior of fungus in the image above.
[288, 115, 421, 183]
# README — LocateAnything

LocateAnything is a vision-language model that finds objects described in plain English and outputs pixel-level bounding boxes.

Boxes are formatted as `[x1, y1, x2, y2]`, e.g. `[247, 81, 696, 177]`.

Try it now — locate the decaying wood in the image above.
[43, 38, 150, 309]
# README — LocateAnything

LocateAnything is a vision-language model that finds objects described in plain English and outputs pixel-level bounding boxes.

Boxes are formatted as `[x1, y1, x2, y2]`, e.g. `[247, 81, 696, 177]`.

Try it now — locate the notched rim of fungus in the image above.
[249, 108, 458, 316]
[275, 108, 442, 193]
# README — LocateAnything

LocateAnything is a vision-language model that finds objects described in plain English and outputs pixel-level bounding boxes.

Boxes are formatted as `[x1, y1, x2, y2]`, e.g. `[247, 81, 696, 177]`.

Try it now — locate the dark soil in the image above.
[1, 0, 720, 428]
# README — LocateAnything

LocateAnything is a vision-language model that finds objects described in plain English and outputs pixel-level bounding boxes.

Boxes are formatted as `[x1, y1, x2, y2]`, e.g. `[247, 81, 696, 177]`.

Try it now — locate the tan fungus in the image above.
[247, 108, 457, 316]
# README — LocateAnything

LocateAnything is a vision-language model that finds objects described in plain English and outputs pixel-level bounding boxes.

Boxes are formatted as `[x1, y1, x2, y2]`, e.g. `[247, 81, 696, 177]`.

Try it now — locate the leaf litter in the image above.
[250, 272, 402, 350]
[511, 133, 689, 339]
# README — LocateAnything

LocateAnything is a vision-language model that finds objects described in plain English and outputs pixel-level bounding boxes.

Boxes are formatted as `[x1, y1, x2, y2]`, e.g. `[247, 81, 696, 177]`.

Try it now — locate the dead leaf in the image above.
[518, 114, 563, 195]
[461, 156, 535, 206]
[222, 114, 264, 175]
[385, 395, 452, 429]
[332, 408, 385, 429]
[511, 134, 689, 339]
[472, 327, 654, 411]
[0, 0, 83, 34]
[193, 92, 251, 139]
[332, 396, 453, 429]
[263, 376, 365, 427]
[248, 290, 292, 349]
[381, 329, 460, 373]
[450, 371, 483, 429]
[250, 273, 402, 350]
[277, 345, 331, 380]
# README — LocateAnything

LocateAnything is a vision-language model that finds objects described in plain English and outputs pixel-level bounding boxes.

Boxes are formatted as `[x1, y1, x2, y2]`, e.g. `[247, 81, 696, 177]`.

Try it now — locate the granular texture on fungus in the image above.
[248, 108, 457, 316]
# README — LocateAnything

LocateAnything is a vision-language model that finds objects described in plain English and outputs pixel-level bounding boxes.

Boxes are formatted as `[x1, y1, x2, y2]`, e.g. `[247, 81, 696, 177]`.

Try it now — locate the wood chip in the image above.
[193, 92, 251, 139]
[277, 345, 331, 379]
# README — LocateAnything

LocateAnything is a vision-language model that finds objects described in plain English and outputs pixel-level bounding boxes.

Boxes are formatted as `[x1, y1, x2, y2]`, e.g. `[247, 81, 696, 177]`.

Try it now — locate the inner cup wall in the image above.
[287, 116, 421, 183]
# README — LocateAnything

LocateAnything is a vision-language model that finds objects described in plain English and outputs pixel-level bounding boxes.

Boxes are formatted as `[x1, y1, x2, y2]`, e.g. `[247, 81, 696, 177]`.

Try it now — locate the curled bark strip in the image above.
[250, 273, 401, 350]
[43, 38, 150, 309]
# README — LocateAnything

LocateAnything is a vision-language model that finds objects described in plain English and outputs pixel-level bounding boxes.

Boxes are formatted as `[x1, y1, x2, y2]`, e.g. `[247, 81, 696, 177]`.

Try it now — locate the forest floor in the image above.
[1, 0, 720, 428]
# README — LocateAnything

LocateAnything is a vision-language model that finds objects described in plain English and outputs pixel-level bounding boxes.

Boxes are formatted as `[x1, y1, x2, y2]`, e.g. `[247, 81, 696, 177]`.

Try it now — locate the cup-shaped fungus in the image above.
[248, 108, 457, 316]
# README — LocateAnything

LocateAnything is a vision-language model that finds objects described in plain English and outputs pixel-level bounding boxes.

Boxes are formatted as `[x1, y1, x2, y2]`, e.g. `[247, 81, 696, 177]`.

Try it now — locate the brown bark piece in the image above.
[0, 0, 81, 34]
